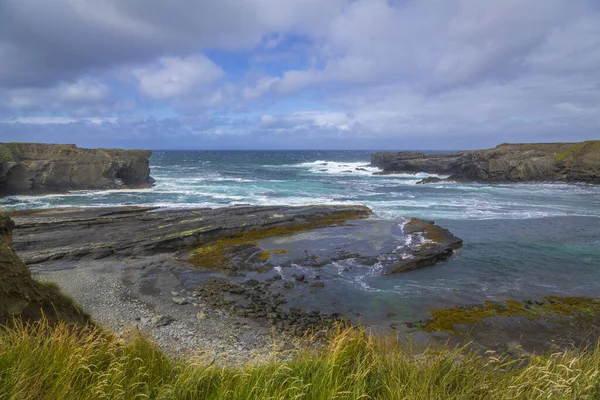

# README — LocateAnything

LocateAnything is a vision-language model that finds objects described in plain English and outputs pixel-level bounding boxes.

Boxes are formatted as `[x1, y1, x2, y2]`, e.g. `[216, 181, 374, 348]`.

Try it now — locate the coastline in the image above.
[8, 205, 600, 361]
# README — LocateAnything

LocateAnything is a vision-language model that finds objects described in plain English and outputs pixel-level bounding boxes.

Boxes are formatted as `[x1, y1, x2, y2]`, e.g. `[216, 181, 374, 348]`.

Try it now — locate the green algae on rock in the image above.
[186, 207, 372, 269]
[422, 297, 600, 333]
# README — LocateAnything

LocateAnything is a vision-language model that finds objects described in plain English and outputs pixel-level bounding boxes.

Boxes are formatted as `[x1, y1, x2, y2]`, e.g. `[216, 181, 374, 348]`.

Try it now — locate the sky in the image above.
[0, 0, 599, 150]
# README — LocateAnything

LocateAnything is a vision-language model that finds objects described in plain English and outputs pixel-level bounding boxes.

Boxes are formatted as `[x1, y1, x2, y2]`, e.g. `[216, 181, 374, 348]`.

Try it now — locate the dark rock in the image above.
[0, 211, 89, 326]
[284, 282, 294, 289]
[294, 274, 305, 282]
[310, 282, 325, 288]
[92, 249, 114, 259]
[416, 177, 446, 184]
[382, 218, 463, 275]
[266, 274, 282, 282]
[371, 141, 600, 184]
[10, 204, 372, 266]
[0, 143, 155, 196]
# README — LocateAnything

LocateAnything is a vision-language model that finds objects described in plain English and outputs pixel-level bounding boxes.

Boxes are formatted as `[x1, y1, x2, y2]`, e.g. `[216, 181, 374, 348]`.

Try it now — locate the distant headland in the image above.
[0, 143, 155, 196]
[372, 140, 600, 184]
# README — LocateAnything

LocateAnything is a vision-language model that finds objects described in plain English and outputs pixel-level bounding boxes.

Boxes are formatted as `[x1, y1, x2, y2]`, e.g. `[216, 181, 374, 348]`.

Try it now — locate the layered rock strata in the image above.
[0, 143, 155, 196]
[372, 141, 600, 184]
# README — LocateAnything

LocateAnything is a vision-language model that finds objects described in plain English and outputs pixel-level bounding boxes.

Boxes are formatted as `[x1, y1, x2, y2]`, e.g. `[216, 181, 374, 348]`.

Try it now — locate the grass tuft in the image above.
[1, 319, 600, 399]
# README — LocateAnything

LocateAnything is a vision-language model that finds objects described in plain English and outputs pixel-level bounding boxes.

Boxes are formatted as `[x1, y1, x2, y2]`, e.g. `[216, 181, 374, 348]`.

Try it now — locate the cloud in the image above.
[0, 78, 116, 116]
[0, 0, 343, 88]
[133, 56, 223, 99]
[0, 0, 599, 148]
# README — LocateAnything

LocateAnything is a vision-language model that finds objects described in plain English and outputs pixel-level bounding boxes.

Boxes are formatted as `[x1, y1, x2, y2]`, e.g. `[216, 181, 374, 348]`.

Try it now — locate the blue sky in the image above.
[0, 0, 599, 150]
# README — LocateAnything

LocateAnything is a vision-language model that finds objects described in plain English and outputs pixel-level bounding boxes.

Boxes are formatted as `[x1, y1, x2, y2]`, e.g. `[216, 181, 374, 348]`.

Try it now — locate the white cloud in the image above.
[2, 116, 117, 125]
[133, 56, 223, 99]
[1, 0, 599, 147]
[0, 78, 113, 114]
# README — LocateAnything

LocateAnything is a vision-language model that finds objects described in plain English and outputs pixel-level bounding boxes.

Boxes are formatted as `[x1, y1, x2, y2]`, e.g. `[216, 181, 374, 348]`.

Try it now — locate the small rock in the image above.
[266, 273, 282, 282]
[294, 274, 305, 282]
[172, 297, 189, 305]
[151, 315, 174, 327]
[171, 291, 180, 296]
[284, 282, 294, 289]
[310, 282, 325, 288]
[140, 316, 151, 325]
[196, 311, 207, 320]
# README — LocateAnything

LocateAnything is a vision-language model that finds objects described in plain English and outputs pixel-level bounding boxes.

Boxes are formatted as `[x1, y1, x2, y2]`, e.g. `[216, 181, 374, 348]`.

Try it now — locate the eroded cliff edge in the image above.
[0, 211, 89, 326]
[372, 141, 600, 184]
[0, 143, 155, 196]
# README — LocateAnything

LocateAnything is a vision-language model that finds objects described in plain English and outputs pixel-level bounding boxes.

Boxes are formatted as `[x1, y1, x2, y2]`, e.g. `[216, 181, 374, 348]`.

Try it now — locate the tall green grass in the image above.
[1, 319, 599, 399]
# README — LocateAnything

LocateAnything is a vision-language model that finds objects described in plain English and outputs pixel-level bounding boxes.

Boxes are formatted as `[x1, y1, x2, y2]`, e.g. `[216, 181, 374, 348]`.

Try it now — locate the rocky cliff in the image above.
[372, 141, 600, 184]
[0, 143, 155, 196]
[0, 211, 89, 326]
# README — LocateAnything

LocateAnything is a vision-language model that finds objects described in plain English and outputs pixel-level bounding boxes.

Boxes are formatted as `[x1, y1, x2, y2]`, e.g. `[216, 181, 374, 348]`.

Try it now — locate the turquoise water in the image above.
[2, 150, 600, 322]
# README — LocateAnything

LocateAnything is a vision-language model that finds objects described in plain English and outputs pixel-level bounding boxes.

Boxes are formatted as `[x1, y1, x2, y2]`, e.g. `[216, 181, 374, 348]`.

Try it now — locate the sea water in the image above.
[2, 150, 599, 323]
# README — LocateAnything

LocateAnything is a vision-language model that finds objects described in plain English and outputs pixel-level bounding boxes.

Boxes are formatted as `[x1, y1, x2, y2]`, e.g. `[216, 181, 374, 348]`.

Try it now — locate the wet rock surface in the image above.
[8, 205, 598, 359]
[10, 205, 371, 264]
[9, 205, 463, 357]
[193, 278, 346, 336]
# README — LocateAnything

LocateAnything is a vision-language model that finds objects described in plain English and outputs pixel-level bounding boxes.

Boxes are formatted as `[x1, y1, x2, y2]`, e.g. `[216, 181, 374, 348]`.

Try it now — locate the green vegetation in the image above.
[0, 144, 16, 163]
[187, 209, 370, 268]
[2, 320, 600, 399]
[424, 297, 600, 333]
[554, 140, 600, 162]
[259, 248, 290, 261]
[0, 143, 28, 163]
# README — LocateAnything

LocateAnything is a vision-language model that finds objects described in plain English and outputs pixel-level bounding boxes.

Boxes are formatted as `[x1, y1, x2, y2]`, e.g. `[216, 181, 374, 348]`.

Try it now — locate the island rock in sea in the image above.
[371, 140, 600, 184]
[0, 143, 155, 196]
[0, 211, 89, 326]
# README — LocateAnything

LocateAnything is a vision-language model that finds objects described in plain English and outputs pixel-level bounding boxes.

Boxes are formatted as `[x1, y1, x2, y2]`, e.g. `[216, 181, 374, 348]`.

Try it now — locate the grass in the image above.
[554, 140, 600, 162]
[1, 320, 600, 399]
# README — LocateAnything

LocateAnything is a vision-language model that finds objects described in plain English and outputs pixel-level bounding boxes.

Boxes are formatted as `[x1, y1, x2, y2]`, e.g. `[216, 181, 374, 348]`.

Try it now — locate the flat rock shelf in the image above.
[10, 205, 462, 360]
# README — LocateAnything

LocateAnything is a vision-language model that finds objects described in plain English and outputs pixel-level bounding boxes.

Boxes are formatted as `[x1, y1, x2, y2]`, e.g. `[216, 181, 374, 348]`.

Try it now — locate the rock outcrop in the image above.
[381, 218, 463, 275]
[372, 141, 600, 184]
[0, 143, 155, 196]
[9, 206, 461, 276]
[8, 206, 462, 336]
[0, 211, 89, 326]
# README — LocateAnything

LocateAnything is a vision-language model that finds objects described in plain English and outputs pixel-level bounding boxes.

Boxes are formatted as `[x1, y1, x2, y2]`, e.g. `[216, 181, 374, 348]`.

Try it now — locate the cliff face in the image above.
[0, 212, 89, 326]
[0, 143, 155, 196]
[372, 141, 600, 184]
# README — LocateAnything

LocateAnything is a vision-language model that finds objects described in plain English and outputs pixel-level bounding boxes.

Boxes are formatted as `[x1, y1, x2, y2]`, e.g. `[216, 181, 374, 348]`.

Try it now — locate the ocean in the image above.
[2, 150, 600, 324]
